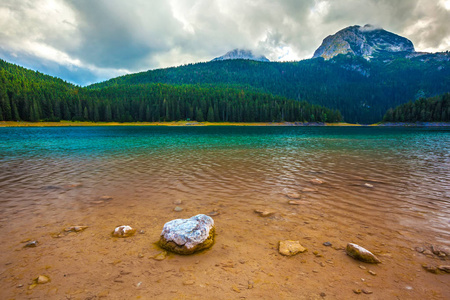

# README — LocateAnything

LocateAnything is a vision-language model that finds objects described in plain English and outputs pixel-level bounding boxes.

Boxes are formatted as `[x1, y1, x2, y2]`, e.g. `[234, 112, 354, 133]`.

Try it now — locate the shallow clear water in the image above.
[1, 126, 449, 237]
[1, 126, 449, 299]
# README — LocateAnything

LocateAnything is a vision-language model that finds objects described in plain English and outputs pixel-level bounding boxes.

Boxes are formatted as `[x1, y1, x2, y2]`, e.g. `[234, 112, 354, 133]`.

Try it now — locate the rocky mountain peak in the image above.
[212, 49, 270, 62]
[313, 24, 415, 60]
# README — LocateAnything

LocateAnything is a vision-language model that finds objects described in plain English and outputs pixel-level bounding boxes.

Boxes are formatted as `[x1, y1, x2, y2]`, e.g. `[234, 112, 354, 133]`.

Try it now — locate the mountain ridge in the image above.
[212, 49, 270, 62]
[313, 24, 415, 60]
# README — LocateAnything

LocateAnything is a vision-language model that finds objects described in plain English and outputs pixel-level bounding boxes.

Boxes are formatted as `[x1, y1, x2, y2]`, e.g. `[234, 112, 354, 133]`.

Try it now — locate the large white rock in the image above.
[159, 214, 215, 255]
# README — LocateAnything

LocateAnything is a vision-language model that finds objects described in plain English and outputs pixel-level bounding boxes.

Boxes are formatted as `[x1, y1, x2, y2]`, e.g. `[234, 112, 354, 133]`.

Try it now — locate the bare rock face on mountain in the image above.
[313, 24, 415, 60]
[212, 49, 270, 62]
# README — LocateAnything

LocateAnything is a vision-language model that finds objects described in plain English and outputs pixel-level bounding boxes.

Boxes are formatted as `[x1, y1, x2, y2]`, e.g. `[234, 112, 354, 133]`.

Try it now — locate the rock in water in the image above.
[431, 245, 450, 258]
[278, 240, 307, 256]
[24, 240, 38, 248]
[254, 210, 275, 217]
[346, 243, 381, 264]
[310, 178, 324, 185]
[112, 225, 136, 238]
[159, 214, 215, 255]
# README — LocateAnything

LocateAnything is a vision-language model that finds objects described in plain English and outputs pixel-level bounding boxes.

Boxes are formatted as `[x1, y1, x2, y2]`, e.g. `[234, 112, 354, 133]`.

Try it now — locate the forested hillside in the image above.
[383, 93, 450, 123]
[90, 53, 450, 124]
[0, 59, 75, 122]
[0, 59, 342, 123]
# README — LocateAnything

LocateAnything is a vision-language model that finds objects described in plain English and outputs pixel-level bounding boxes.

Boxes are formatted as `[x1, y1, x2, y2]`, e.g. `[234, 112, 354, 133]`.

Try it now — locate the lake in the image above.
[0, 126, 449, 299]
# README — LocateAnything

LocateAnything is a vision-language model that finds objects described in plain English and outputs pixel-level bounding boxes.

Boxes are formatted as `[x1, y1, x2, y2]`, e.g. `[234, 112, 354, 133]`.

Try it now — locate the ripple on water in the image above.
[0, 126, 449, 245]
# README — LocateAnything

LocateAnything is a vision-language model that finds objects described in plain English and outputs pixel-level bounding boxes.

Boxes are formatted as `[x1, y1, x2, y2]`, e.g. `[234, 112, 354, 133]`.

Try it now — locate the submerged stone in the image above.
[286, 192, 301, 199]
[278, 240, 307, 256]
[64, 226, 88, 233]
[254, 210, 275, 217]
[24, 240, 38, 248]
[431, 245, 450, 258]
[346, 243, 381, 264]
[112, 225, 136, 238]
[153, 251, 167, 261]
[310, 178, 324, 185]
[159, 214, 215, 255]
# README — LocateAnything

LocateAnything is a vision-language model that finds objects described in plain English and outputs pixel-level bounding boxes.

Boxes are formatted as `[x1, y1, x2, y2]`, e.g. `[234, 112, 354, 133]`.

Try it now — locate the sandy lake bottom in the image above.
[0, 126, 449, 299]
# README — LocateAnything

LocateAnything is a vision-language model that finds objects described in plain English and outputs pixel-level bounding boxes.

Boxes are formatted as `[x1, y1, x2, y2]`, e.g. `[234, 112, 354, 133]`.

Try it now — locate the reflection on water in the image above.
[0, 126, 449, 299]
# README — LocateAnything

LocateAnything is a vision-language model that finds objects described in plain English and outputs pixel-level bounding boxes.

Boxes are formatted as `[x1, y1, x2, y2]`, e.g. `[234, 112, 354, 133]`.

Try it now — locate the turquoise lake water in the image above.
[1, 126, 449, 238]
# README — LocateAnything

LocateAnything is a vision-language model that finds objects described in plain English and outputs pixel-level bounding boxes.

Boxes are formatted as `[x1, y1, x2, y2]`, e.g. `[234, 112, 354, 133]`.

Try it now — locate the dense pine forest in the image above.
[383, 93, 450, 123]
[0, 59, 342, 123]
[90, 53, 450, 124]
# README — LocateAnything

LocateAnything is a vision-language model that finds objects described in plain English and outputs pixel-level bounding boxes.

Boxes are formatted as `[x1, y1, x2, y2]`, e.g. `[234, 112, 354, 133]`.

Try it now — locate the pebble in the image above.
[438, 265, 450, 273]
[207, 210, 220, 216]
[248, 280, 254, 289]
[368, 270, 377, 276]
[431, 245, 450, 257]
[323, 242, 332, 247]
[232, 286, 241, 293]
[254, 210, 275, 217]
[174, 200, 182, 205]
[286, 192, 301, 199]
[64, 226, 88, 233]
[153, 251, 167, 261]
[36, 275, 50, 284]
[279, 240, 307, 256]
[24, 240, 38, 248]
[423, 264, 450, 274]
[362, 289, 373, 294]
[422, 249, 434, 256]
[320, 292, 326, 297]
[288, 200, 301, 205]
[313, 251, 323, 257]
[112, 225, 136, 238]
[359, 265, 366, 270]
[346, 243, 381, 264]
[353, 289, 362, 294]
[364, 183, 374, 188]
[415, 247, 425, 253]
[310, 178, 324, 185]
[174, 206, 183, 212]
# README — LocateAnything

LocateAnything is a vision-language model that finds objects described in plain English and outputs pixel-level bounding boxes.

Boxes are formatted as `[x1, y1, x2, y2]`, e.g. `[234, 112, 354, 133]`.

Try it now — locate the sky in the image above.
[0, 0, 449, 86]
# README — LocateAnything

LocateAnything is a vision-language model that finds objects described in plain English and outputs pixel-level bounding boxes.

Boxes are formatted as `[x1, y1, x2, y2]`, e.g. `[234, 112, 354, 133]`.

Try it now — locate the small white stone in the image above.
[112, 225, 136, 237]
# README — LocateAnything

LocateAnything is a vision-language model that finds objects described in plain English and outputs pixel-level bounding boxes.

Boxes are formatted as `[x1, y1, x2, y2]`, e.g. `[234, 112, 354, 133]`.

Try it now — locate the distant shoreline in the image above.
[0, 121, 359, 127]
[1, 121, 450, 127]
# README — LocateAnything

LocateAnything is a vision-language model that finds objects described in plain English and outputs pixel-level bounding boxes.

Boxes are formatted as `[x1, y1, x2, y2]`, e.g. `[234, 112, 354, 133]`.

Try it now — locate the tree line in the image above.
[383, 93, 450, 122]
[90, 53, 450, 124]
[0, 59, 342, 123]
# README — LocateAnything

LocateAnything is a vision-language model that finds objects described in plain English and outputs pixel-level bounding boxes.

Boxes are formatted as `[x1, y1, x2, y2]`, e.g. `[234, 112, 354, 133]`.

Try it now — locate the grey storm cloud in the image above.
[0, 0, 449, 86]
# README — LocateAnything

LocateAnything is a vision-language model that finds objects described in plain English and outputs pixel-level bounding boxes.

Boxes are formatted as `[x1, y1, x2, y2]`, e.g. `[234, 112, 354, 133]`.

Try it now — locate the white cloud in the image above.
[0, 0, 448, 85]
